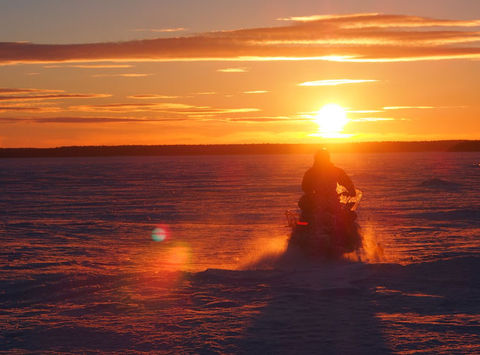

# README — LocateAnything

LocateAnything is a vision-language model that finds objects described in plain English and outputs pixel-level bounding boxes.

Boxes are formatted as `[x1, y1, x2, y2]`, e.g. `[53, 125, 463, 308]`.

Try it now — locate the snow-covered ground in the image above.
[1, 152, 479, 353]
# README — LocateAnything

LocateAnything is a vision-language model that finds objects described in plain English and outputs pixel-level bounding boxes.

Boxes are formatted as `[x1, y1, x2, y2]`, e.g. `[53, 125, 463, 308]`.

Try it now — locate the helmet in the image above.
[314, 148, 330, 165]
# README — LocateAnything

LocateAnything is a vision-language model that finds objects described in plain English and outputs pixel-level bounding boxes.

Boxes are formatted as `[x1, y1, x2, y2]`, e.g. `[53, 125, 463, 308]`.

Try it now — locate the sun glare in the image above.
[314, 104, 350, 138]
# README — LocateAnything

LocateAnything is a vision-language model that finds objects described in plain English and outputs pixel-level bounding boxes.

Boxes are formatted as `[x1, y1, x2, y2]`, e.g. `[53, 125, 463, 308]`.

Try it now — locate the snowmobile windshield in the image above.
[336, 184, 363, 211]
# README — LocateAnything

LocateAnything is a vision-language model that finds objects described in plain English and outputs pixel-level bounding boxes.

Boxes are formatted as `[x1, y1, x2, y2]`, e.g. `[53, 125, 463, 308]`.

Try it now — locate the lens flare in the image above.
[166, 243, 192, 271]
[152, 225, 169, 242]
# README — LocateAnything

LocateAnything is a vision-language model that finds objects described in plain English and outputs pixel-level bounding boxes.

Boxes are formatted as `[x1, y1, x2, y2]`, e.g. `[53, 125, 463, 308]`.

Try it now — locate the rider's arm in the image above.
[301, 169, 314, 194]
[336, 167, 356, 196]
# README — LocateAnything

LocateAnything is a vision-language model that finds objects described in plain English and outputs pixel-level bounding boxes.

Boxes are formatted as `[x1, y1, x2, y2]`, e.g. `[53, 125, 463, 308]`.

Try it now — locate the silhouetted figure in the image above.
[288, 149, 362, 257]
[299, 149, 356, 224]
[289, 149, 362, 257]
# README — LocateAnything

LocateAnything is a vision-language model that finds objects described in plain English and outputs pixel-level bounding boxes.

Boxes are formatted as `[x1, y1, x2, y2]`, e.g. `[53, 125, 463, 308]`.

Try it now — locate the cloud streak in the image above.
[0, 105, 61, 113]
[0, 93, 111, 102]
[350, 117, 396, 122]
[194, 91, 217, 95]
[0, 116, 190, 124]
[382, 105, 466, 110]
[2, 13, 480, 64]
[133, 27, 187, 33]
[68, 102, 261, 118]
[242, 90, 269, 94]
[227, 116, 302, 122]
[298, 79, 378, 86]
[44, 64, 134, 68]
[217, 67, 248, 72]
[278, 13, 480, 28]
[91, 73, 151, 77]
[0, 88, 63, 94]
[127, 94, 180, 99]
[347, 110, 383, 113]
[383, 106, 435, 110]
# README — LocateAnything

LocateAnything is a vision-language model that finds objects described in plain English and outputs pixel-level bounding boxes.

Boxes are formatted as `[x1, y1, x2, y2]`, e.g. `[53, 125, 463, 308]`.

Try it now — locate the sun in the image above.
[315, 104, 350, 138]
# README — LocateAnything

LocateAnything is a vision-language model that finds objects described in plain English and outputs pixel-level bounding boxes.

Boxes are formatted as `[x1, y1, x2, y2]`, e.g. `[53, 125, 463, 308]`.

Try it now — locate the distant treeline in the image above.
[447, 141, 480, 152]
[0, 141, 479, 158]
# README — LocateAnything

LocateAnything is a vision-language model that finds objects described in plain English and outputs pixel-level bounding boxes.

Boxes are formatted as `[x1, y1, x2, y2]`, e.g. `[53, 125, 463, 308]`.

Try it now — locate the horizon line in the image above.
[1, 140, 479, 158]
[1, 139, 478, 150]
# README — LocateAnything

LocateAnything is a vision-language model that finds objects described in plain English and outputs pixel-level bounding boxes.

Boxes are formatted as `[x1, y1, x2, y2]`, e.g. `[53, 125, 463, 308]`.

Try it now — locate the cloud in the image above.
[347, 110, 383, 113]
[298, 79, 378, 86]
[297, 109, 402, 124]
[133, 27, 187, 33]
[194, 92, 217, 95]
[383, 105, 435, 110]
[2, 13, 480, 64]
[0, 105, 61, 113]
[0, 88, 111, 107]
[382, 105, 466, 110]
[127, 94, 180, 99]
[350, 117, 396, 122]
[227, 116, 301, 122]
[0, 116, 189, 124]
[0, 88, 63, 94]
[217, 67, 248, 73]
[0, 93, 111, 102]
[91, 73, 152, 77]
[277, 13, 380, 22]
[278, 13, 480, 28]
[70, 102, 196, 113]
[44, 64, 134, 68]
[242, 90, 269, 94]
[68, 102, 261, 116]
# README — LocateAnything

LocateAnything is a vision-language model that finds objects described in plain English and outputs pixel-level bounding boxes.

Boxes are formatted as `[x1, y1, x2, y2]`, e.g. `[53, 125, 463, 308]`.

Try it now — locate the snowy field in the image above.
[1, 152, 479, 353]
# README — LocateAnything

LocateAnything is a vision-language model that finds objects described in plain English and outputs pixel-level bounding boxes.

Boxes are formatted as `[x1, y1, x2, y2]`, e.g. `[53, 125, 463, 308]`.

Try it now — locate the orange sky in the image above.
[1, 3, 479, 147]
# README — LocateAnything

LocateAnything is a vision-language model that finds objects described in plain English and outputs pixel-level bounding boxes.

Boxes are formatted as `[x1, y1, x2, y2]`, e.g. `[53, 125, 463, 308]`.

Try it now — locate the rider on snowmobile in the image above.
[299, 149, 356, 223]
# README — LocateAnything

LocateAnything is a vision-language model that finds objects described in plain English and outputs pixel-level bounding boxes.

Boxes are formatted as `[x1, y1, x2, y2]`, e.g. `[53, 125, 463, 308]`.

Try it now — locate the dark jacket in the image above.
[302, 163, 355, 206]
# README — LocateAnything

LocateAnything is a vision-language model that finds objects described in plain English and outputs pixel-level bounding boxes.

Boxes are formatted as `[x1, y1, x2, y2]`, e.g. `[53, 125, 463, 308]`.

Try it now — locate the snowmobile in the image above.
[285, 187, 363, 259]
